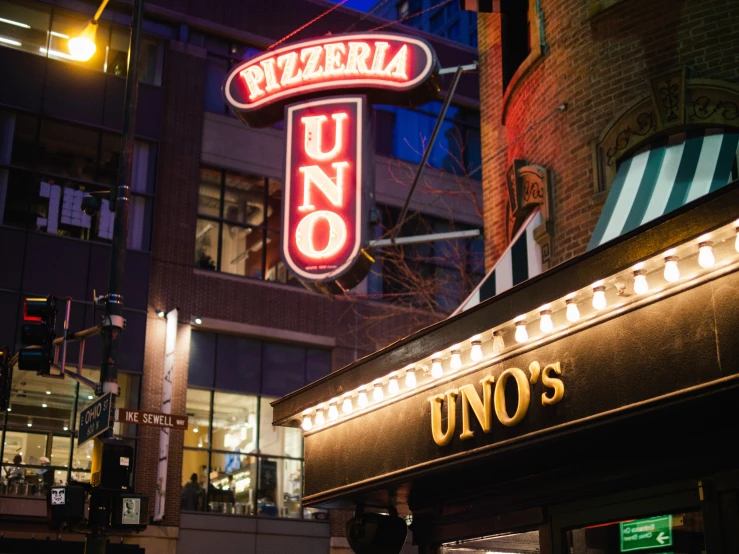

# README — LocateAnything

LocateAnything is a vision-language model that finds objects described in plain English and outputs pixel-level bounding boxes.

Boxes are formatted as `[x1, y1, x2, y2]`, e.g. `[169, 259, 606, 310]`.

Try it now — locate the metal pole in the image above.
[99, 0, 144, 420]
[390, 65, 466, 241]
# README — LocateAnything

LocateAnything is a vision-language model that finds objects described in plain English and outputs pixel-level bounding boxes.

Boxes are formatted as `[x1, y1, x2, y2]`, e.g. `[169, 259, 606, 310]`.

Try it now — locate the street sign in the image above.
[115, 408, 188, 430]
[620, 515, 673, 552]
[78, 393, 112, 446]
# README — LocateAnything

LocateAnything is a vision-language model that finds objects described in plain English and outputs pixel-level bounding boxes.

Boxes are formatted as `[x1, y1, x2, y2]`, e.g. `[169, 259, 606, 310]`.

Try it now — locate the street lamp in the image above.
[67, 0, 110, 61]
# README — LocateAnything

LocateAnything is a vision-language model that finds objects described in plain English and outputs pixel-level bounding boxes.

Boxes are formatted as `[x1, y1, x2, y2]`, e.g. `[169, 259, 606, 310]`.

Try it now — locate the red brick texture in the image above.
[477, 0, 739, 269]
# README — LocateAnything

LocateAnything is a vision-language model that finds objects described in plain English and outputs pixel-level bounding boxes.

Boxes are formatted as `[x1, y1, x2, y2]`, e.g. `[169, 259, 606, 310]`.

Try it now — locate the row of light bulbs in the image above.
[299, 225, 739, 432]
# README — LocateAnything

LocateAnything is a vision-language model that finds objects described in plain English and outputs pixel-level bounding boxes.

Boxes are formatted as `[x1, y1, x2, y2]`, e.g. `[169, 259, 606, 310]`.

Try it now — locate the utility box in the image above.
[47, 485, 86, 524]
[91, 438, 133, 490]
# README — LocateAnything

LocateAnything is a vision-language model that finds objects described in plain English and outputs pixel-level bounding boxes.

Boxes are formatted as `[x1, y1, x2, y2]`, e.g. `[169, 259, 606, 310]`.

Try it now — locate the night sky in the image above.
[329, 0, 376, 12]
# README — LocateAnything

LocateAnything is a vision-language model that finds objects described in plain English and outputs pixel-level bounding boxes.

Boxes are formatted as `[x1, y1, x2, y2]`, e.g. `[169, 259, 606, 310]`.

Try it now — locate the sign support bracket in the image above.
[390, 62, 476, 241]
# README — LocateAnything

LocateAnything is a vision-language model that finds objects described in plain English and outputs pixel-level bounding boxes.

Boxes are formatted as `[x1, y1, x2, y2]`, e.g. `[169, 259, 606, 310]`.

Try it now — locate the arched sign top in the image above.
[223, 33, 439, 127]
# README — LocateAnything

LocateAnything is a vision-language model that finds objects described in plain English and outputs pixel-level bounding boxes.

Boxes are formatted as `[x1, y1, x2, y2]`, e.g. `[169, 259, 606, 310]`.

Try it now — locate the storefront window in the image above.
[0, 1, 164, 86]
[1, 366, 140, 492]
[212, 392, 257, 453]
[0, 108, 156, 251]
[195, 168, 297, 284]
[181, 388, 305, 518]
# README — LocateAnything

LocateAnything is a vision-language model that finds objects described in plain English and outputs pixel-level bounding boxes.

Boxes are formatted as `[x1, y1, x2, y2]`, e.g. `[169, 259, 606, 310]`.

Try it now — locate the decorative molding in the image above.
[594, 71, 739, 192]
[505, 160, 553, 257]
[648, 67, 686, 128]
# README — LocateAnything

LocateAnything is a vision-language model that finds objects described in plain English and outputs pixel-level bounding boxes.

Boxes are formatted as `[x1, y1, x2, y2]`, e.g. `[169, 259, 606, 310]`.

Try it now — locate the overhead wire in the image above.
[343, 0, 394, 32]
[267, 0, 350, 50]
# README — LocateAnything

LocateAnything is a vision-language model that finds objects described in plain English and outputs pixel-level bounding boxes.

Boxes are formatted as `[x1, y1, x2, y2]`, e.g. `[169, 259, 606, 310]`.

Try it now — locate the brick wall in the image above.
[477, 0, 739, 269]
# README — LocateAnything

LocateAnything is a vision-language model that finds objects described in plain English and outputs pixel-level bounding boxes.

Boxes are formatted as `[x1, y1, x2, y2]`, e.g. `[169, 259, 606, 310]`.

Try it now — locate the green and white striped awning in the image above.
[453, 209, 543, 315]
[588, 129, 739, 250]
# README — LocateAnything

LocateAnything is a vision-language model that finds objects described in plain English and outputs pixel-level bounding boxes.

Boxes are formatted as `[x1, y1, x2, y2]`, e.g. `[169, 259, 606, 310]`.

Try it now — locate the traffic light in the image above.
[0, 347, 11, 411]
[18, 296, 57, 374]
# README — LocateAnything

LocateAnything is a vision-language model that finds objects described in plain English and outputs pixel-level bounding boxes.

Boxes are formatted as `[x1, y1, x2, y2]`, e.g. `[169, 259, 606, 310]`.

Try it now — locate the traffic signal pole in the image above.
[87, 1, 144, 553]
[99, 0, 143, 424]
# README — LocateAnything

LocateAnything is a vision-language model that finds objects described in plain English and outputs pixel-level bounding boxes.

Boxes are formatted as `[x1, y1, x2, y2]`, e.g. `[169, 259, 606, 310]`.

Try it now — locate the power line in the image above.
[267, 0, 350, 51]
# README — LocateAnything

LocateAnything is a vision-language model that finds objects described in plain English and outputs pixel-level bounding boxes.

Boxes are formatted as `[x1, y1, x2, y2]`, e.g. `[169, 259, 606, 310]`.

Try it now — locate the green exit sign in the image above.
[620, 515, 673, 552]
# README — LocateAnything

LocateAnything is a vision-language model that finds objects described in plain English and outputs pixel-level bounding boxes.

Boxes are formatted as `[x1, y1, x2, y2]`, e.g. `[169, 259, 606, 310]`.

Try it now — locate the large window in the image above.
[501, 0, 533, 89]
[374, 102, 482, 178]
[182, 331, 331, 518]
[0, 0, 164, 86]
[196, 167, 294, 283]
[1, 368, 140, 493]
[0, 109, 156, 251]
[181, 389, 306, 518]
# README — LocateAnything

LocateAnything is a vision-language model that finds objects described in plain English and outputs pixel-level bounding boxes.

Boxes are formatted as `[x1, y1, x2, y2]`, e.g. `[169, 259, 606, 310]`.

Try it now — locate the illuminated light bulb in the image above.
[470, 337, 483, 363]
[450, 346, 462, 370]
[372, 382, 384, 402]
[388, 375, 400, 396]
[515, 320, 528, 343]
[633, 270, 649, 295]
[698, 241, 714, 268]
[68, 22, 98, 62]
[357, 389, 368, 408]
[664, 255, 680, 282]
[328, 402, 339, 421]
[539, 310, 553, 333]
[405, 366, 417, 388]
[192, 427, 199, 434]
[342, 396, 353, 414]
[63, 426, 68, 431]
[315, 409, 325, 426]
[592, 286, 607, 310]
[431, 354, 443, 378]
[492, 331, 505, 354]
[301, 414, 313, 431]
[565, 299, 580, 322]
[46, 390, 51, 395]
[42, 403, 47, 408]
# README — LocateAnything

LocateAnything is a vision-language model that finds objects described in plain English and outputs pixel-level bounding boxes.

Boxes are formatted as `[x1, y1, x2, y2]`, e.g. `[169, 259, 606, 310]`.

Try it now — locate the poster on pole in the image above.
[154, 308, 177, 522]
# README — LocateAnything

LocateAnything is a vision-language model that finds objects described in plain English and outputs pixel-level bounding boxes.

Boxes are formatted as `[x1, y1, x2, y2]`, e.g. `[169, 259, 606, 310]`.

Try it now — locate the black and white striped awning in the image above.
[454, 209, 543, 314]
[588, 129, 739, 250]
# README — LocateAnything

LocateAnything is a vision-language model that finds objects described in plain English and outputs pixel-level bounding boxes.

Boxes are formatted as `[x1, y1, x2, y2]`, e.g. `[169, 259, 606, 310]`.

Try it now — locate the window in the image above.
[0, 109, 156, 251]
[373, 102, 482, 178]
[501, 0, 533, 89]
[182, 389, 307, 518]
[430, 10, 445, 33]
[396, 0, 409, 19]
[181, 333, 330, 518]
[0, 0, 164, 86]
[1, 368, 140, 491]
[195, 167, 295, 284]
[201, 36, 262, 116]
[448, 20, 461, 42]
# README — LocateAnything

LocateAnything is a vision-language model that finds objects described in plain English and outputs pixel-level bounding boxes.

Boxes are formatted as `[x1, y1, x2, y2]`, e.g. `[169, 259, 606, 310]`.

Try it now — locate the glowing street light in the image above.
[68, 0, 110, 61]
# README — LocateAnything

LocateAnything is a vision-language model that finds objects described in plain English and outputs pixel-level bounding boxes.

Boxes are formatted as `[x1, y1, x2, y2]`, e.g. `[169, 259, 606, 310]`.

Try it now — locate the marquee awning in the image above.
[453, 208, 543, 315]
[588, 129, 739, 250]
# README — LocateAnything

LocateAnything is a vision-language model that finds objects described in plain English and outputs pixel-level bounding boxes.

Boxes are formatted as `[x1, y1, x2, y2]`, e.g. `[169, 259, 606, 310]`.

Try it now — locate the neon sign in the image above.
[224, 33, 438, 127]
[283, 96, 371, 284]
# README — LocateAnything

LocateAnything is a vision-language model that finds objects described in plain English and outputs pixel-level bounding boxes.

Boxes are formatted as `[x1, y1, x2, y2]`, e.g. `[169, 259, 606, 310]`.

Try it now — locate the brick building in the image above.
[474, 0, 739, 287]
[0, 1, 480, 553]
